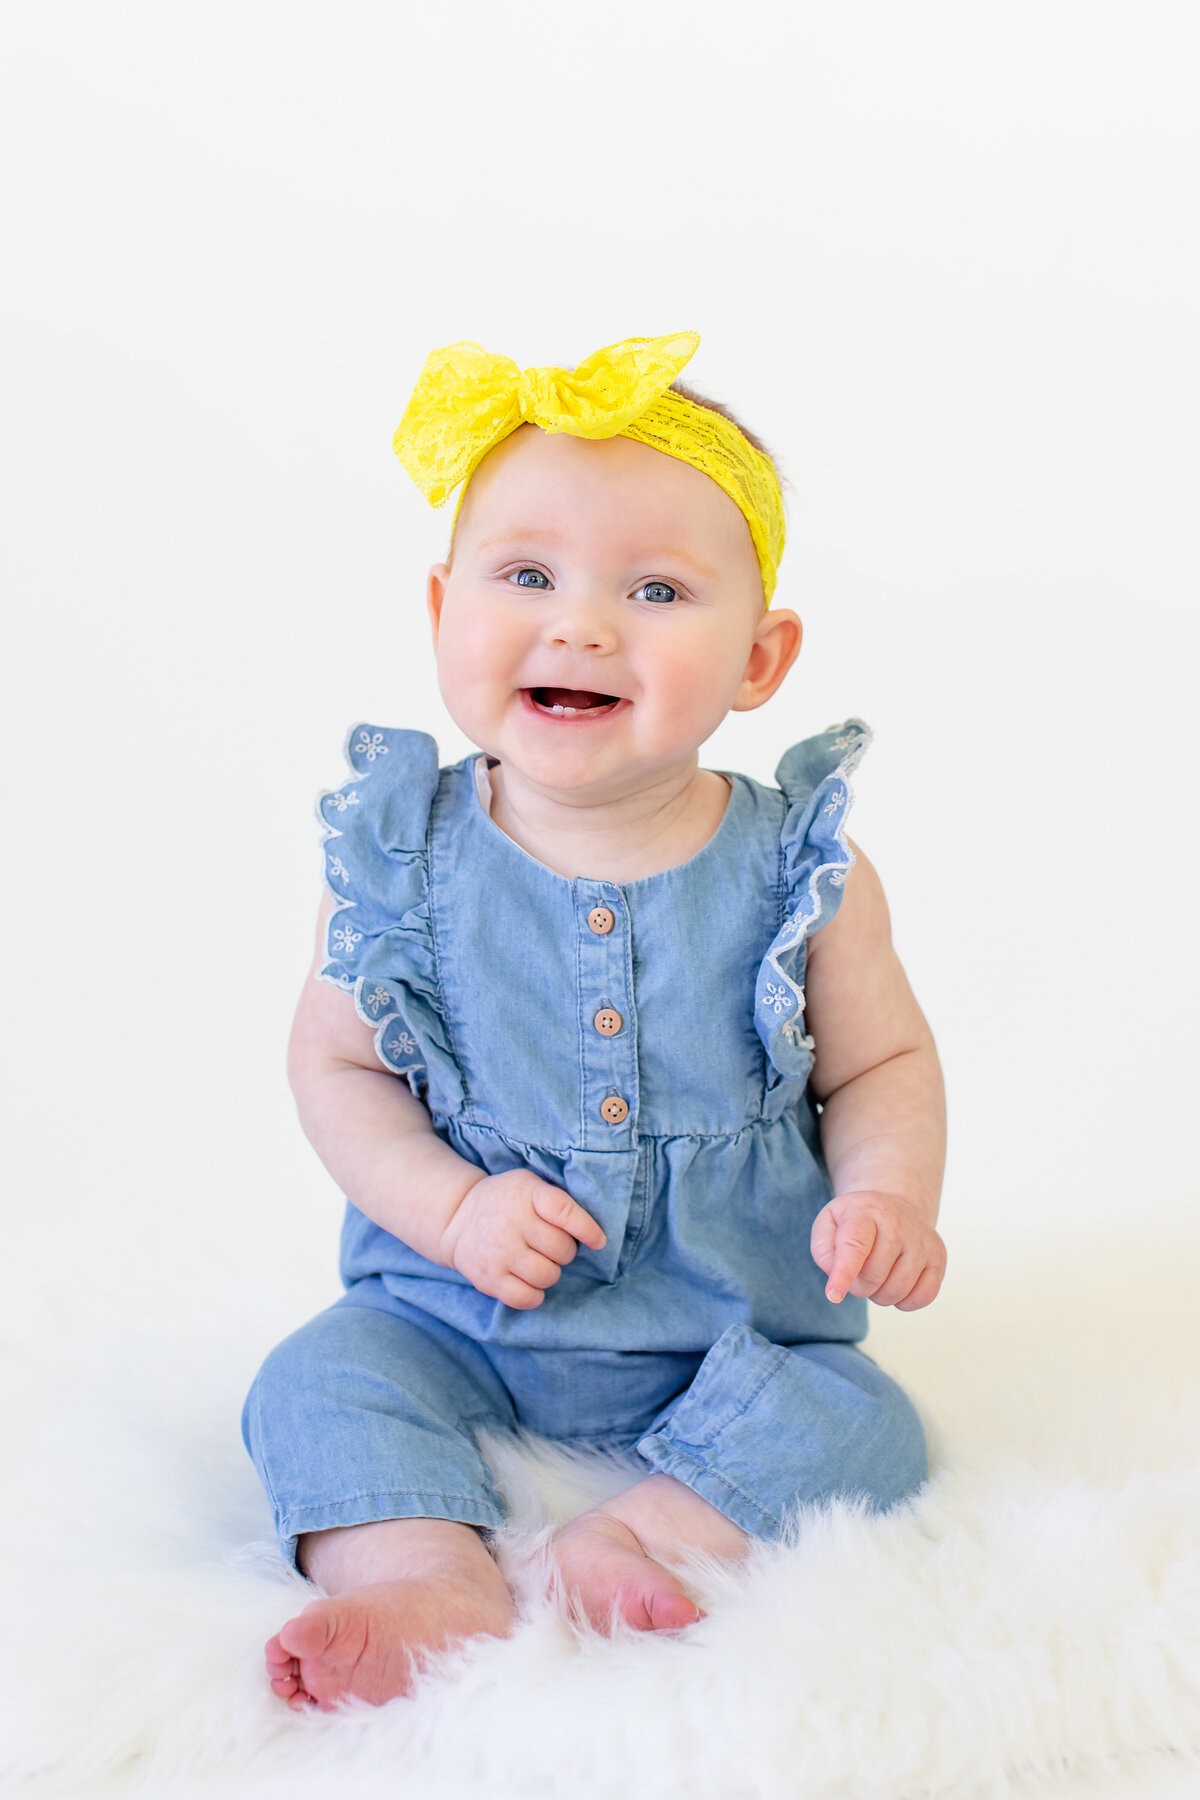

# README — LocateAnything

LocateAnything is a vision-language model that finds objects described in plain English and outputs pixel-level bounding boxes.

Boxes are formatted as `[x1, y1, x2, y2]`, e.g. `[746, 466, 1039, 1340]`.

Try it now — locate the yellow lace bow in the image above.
[392, 332, 785, 603]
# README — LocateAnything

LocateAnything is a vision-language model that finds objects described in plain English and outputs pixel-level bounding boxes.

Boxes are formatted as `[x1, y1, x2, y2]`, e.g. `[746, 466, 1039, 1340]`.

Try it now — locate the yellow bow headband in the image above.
[392, 331, 786, 603]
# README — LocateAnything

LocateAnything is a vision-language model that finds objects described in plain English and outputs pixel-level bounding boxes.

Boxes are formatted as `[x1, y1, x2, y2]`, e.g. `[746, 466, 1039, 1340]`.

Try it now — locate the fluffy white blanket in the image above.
[3, 1251, 1198, 1800]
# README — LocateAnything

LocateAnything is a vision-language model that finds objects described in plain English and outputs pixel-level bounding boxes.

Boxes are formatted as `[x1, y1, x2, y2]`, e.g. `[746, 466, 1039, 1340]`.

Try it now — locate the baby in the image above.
[243, 332, 947, 1712]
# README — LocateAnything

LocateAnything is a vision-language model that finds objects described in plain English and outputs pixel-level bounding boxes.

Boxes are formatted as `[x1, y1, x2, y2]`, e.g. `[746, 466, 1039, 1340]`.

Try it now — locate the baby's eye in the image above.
[634, 581, 679, 605]
[509, 567, 551, 589]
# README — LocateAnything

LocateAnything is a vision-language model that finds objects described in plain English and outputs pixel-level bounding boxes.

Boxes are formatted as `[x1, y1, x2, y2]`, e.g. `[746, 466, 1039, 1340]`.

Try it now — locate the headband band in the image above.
[392, 332, 785, 603]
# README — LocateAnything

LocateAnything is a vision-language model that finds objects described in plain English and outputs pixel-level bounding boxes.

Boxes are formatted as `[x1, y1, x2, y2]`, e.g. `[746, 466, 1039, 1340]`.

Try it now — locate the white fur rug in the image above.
[3, 1249, 1199, 1800]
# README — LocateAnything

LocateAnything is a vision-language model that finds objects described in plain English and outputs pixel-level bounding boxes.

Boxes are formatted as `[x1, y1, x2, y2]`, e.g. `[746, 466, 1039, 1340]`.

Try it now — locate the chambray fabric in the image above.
[242, 721, 928, 1561]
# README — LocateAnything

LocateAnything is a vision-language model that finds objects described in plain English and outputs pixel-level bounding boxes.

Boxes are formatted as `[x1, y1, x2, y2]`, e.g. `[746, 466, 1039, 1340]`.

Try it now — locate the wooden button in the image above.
[594, 1008, 622, 1036]
[587, 906, 615, 935]
[599, 1094, 629, 1124]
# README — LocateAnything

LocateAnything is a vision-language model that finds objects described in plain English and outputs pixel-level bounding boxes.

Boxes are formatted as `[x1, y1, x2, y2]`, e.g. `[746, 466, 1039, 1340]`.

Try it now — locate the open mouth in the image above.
[525, 687, 625, 719]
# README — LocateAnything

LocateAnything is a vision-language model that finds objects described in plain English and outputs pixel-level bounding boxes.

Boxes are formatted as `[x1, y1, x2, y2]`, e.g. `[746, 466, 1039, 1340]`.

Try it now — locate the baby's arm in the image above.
[288, 894, 605, 1307]
[804, 842, 947, 1311]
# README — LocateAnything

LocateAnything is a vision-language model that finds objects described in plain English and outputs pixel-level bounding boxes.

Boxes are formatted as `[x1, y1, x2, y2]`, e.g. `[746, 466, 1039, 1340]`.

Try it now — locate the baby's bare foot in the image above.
[550, 1509, 704, 1634]
[264, 1519, 515, 1710]
[550, 1474, 750, 1636]
[264, 1571, 514, 1709]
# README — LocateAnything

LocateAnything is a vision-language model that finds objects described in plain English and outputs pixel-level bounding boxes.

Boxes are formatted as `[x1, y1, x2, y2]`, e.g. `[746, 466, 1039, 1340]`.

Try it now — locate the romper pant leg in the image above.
[634, 1324, 927, 1543]
[241, 1278, 518, 1569]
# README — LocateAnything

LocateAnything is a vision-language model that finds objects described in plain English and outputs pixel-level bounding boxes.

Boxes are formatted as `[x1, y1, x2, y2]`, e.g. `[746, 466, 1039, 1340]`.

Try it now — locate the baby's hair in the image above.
[444, 382, 784, 566]
[667, 381, 784, 484]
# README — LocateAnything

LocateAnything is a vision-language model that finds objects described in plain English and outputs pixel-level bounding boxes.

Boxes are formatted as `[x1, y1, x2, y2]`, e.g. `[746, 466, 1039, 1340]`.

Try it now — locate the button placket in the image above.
[575, 879, 637, 1146]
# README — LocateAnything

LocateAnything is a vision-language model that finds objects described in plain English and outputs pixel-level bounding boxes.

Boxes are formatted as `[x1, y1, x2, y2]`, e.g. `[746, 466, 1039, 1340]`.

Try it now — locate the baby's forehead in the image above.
[455, 426, 753, 560]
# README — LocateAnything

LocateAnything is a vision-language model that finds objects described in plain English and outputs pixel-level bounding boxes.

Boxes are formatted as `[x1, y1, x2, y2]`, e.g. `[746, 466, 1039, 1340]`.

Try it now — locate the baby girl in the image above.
[242, 331, 947, 1711]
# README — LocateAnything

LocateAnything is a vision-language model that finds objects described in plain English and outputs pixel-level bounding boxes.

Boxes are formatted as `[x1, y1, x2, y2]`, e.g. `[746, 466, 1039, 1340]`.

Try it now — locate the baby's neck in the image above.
[483, 759, 732, 882]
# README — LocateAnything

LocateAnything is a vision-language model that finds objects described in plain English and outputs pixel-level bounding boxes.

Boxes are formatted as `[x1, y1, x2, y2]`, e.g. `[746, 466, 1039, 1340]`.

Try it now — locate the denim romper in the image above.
[242, 721, 927, 1561]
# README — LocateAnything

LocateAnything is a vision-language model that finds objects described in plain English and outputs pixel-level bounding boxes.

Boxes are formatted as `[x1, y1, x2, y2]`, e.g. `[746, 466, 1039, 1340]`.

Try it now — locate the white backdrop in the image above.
[3, 0, 1198, 1358]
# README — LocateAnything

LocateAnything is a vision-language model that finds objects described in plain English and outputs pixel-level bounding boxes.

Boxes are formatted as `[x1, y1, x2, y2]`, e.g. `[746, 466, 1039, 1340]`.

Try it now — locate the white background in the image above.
[2, 0, 1198, 1344]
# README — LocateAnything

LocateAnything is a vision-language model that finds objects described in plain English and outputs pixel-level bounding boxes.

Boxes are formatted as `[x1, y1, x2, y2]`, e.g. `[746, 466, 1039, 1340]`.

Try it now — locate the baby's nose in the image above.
[542, 596, 618, 654]
[547, 625, 609, 651]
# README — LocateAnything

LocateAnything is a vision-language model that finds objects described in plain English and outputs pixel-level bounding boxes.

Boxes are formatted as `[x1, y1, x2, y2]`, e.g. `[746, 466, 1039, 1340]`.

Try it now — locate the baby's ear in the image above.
[427, 564, 450, 645]
[732, 607, 803, 711]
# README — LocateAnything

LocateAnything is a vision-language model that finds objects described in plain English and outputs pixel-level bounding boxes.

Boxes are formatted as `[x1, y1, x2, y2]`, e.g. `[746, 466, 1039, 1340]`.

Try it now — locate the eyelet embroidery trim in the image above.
[314, 722, 428, 1087]
[755, 721, 871, 1065]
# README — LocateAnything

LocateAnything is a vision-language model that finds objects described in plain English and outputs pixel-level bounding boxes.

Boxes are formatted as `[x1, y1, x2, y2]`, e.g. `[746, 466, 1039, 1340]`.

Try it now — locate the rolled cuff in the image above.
[636, 1324, 927, 1543]
[276, 1488, 507, 1573]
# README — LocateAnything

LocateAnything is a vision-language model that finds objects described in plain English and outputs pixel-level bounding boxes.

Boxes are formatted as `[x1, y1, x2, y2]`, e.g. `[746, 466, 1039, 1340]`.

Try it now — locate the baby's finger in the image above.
[847, 1233, 904, 1299]
[867, 1246, 924, 1308]
[525, 1217, 581, 1266]
[533, 1187, 607, 1251]
[810, 1204, 837, 1275]
[511, 1248, 564, 1291]
[895, 1262, 945, 1312]
[824, 1217, 877, 1304]
[495, 1274, 546, 1310]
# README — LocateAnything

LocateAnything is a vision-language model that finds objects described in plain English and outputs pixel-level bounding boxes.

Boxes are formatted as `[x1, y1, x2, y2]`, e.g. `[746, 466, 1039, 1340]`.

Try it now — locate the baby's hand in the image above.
[810, 1191, 946, 1311]
[438, 1169, 607, 1309]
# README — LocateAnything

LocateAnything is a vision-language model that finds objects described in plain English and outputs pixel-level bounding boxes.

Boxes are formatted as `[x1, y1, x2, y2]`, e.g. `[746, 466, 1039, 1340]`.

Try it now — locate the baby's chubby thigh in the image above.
[634, 1324, 929, 1542]
[241, 1279, 521, 1564]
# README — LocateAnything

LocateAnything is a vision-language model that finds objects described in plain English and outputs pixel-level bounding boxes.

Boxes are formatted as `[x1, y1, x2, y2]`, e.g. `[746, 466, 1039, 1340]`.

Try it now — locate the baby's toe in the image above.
[644, 1586, 704, 1632]
[277, 1602, 338, 1663]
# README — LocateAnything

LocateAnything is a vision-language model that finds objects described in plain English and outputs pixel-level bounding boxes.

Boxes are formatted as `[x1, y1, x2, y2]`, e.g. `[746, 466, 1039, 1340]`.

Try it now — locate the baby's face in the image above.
[427, 425, 794, 800]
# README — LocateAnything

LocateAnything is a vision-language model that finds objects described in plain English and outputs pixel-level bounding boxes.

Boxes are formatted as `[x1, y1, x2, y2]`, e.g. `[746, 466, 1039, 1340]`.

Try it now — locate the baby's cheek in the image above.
[652, 641, 742, 740]
[438, 613, 513, 714]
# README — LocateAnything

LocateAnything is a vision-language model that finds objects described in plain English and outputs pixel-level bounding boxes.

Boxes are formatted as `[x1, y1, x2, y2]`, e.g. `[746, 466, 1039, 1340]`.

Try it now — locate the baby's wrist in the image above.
[359, 1134, 487, 1266]
[432, 1170, 489, 1272]
[411, 1157, 488, 1268]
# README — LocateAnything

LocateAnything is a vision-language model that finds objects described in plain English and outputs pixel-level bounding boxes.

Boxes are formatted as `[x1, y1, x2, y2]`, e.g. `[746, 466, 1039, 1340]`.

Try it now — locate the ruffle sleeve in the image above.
[754, 719, 872, 1080]
[316, 723, 464, 1110]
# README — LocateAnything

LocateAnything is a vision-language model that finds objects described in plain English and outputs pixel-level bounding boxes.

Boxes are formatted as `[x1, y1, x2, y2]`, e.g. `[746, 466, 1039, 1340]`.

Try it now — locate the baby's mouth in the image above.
[526, 687, 623, 718]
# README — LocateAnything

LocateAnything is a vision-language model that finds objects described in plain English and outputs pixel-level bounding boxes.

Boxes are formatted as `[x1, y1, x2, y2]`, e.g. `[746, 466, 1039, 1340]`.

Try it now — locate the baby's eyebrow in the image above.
[474, 530, 717, 582]
[475, 529, 567, 552]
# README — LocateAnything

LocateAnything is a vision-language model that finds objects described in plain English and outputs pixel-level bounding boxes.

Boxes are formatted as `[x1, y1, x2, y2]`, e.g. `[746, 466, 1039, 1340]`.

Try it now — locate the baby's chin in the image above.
[495, 748, 722, 814]
[449, 691, 722, 789]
